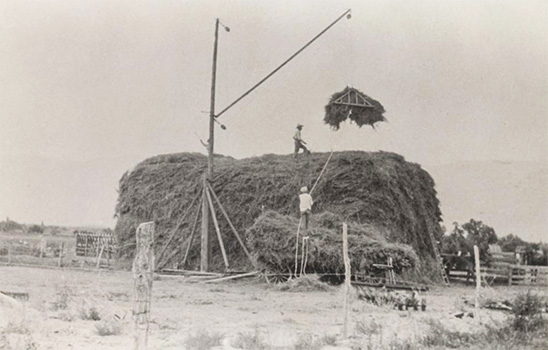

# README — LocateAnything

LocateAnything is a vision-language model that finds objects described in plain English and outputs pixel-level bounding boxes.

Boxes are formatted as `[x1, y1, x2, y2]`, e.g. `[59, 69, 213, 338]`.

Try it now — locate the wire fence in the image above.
[0, 231, 118, 269]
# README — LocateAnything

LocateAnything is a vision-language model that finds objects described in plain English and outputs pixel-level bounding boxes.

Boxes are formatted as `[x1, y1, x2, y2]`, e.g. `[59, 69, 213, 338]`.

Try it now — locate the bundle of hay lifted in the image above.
[324, 86, 386, 129]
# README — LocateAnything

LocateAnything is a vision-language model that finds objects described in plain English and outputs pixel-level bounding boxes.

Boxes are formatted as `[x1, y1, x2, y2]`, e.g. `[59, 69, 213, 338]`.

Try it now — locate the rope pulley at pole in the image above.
[213, 116, 227, 130]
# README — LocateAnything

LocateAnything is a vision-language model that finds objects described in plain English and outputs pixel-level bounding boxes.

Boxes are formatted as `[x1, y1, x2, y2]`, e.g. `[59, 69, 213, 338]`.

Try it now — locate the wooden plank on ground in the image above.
[203, 271, 259, 284]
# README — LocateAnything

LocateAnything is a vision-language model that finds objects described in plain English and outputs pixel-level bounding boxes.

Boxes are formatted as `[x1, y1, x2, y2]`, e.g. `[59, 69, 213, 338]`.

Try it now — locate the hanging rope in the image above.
[310, 150, 335, 195]
[293, 217, 303, 277]
[300, 236, 310, 276]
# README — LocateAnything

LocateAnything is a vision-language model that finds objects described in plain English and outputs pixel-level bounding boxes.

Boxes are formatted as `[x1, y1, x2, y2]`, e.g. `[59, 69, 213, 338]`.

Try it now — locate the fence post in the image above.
[133, 222, 154, 350]
[39, 235, 45, 259]
[342, 222, 351, 339]
[58, 242, 63, 267]
[7, 244, 11, 265]
[474, 245, 481, 319]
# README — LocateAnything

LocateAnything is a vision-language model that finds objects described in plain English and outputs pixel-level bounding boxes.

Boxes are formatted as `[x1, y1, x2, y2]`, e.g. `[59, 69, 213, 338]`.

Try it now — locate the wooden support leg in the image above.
[180, 197, 203, 268]
[206, 182, 257, 267]
[205, 186, 229, 269]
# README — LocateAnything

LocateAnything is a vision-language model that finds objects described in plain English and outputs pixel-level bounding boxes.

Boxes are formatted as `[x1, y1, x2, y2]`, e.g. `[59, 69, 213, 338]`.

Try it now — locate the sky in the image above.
[0, 1, 546, 239]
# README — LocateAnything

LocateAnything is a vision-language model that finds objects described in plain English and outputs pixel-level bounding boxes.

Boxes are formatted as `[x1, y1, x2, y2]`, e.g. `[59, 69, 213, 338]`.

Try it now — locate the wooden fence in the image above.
[75, 231, 117, 260]
[0, 237, 68, 267]
[508, 265, 548, 286]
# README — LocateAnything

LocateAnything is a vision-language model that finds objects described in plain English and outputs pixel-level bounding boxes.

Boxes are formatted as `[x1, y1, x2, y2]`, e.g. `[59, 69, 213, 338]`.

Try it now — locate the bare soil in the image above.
[0, 266, 545, 349]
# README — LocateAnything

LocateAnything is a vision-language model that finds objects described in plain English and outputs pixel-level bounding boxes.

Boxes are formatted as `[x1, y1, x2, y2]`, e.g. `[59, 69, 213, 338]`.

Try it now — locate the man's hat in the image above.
[300, 186, 308, 193]
[296, 124, 303, 128]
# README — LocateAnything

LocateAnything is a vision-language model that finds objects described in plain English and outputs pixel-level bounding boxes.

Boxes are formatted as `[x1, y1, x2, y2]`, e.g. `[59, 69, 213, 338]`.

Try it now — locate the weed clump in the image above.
[185, 330, 224, 350]
[511, 290, 546, 336]
[231, 328, 270, 350]
[275, 275, 334, 293]
[94, 320, 122, 336]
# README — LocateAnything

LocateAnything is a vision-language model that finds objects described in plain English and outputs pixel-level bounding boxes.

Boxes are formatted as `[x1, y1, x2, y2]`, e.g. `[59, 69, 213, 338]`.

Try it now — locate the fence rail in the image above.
[75, 231, 117, 259]
[508, 265, 548, 286]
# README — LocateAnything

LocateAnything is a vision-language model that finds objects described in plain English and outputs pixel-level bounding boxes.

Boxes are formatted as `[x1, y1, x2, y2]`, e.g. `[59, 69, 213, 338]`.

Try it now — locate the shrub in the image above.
[79, 306, 101, 321]
[511, 291, 547, 335]
[185, 330, 224, 350]
[231, 329, 270, 350]
[421, 319, 478, 348]
[294, 333, 323, 350]
[95, 320, 122, 336]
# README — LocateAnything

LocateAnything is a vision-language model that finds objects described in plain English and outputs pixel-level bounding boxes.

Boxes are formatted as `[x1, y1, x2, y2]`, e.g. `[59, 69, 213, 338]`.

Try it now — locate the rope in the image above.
[310, 150, 334, 195]
[293, 217, 303, 277]
[299, 236, 310, 276]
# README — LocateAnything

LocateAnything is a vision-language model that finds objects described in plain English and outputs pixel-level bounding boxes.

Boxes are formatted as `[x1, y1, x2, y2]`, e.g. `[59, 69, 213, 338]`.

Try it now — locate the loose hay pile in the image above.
[115, 151, 442, 272]
[324, 87, 386, 130]
[247, 211, 419, 275]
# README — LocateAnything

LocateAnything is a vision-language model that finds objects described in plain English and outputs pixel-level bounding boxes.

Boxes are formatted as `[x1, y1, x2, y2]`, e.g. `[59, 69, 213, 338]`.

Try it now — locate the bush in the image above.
[511, 291, 547, 335]
[27, 225, 44, 234]
[79, 306, 101, 321]
[231, 329, 270, 350]
[95, 320, 122, 336]
[185, 330, 224, 350]
[294, 333, 323, 350]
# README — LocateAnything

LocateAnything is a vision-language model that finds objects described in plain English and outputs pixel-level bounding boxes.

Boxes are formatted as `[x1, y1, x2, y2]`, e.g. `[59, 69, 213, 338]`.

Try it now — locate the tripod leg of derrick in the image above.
[157, 190, 201, 265]
[207, 182, 257, 268]
[179, 197, 203, 268]
[205, 185, 229, 269]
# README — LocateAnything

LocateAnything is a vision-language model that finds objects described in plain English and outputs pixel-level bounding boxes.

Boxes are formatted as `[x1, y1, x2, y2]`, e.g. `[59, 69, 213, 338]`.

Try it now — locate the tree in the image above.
[28, 224, 44, 234]
[499, 234, 527, 253]
[441, 219, 497, 262]
[461, 219, 498, 261]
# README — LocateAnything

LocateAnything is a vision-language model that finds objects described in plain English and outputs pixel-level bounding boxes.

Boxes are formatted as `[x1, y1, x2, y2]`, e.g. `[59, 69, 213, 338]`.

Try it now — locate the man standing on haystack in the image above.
[299, 186, 313, 230]
[293, 124, 310, 158]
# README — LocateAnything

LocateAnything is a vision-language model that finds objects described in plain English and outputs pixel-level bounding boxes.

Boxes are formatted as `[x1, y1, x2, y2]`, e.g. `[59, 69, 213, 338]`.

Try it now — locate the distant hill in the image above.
[428, 161, 548, 242]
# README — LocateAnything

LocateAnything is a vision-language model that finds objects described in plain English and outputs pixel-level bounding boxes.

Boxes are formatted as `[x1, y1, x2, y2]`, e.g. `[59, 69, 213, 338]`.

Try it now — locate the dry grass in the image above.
[231, 328, 270, 350]
[275, 275, 334, 292]
[293, 333, 324, 350]
[185, 330, 224, 350]
[94, 320, 122, 336]
[0, 322, 38, 350]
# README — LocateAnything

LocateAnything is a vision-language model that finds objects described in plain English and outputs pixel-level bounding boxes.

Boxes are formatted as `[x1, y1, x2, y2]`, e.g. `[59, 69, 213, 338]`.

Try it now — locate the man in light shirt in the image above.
[293, 124, 310, 158]
[299, 186, 313, 230]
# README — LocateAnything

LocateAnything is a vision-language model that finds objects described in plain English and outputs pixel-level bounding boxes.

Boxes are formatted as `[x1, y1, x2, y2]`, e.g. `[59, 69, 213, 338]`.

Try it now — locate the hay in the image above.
[247, 210, 419, 275]
[324, 87, 386, 130]
[275, 275, 334, 292]
[114, 151, 442, 271]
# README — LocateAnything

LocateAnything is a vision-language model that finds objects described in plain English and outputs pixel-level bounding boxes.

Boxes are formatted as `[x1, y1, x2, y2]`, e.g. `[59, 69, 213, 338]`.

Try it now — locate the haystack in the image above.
[115, 151, 442, 270]
[324, 87, 386, 129]
[247, 211, 419, 275]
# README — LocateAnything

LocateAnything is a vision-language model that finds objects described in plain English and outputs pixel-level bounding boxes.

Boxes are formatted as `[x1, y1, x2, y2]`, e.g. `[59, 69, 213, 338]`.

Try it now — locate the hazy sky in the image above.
[1, 1, 546, 237]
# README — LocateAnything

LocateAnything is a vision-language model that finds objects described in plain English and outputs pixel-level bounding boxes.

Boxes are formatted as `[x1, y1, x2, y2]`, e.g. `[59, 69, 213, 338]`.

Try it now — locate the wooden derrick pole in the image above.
[133, 222, 155, 350]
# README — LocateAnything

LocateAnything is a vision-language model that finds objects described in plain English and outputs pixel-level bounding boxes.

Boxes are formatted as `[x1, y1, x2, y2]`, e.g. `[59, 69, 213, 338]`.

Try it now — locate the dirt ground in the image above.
[0, 265, 546, 350]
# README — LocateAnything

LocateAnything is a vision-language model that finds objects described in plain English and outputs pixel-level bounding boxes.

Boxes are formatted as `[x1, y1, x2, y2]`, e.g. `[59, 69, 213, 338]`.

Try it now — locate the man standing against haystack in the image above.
[299, 186, 313, 230]
[293, 124, 310, 158]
